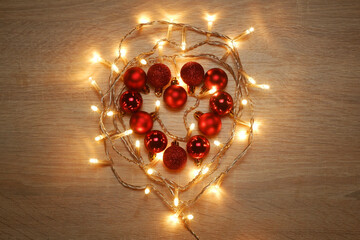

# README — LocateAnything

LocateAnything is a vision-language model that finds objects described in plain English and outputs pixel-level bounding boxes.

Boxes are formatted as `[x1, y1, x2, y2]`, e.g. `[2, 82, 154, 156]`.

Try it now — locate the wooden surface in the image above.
[1, 0, 360, 239]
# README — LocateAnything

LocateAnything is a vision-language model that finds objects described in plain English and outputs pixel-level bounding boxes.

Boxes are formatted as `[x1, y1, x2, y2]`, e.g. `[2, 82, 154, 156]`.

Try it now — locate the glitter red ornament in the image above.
[144, 130, 168, 154]
[203, 68, 228, 91]
[195, 111, 222, 136]
[180, 62, 204, 93]
[163, 141, 187, 170]
[209, 91, 234, 116]
[186, 135, 210, 166]
[147, 63, 172, 96]
[124, 67, 147, 91]
[119, 90, 143, 113]
[129, 111, 153, 134]
[163, 81, 187, 109]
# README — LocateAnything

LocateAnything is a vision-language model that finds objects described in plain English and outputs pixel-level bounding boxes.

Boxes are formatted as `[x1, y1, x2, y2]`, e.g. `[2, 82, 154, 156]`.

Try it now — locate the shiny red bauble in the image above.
[124, 67, 147, 91]
[204, 68, 228, 91]
[119, 90, 143, 113]
[129, 111, 153, 134]
[163, 142, 187, 170]
[186, 135, 210, 160]
[163, 84, 187, 109]
[198, 112, 222, 136]
[209, 91, 233, 116]
[180, 62, 205, 87]
[144, 130, 168, 153]
[147, 63, 172, 92]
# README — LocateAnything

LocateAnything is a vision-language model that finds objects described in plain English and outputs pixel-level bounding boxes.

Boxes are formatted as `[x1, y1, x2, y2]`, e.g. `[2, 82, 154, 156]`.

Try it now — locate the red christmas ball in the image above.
[180, 62, 204, 87]
[147, 63, 171, 91]
[198, 112, 222, 136]
[163, 142, 187, 170]
[129, 111, 153, 134]
[144, 130, 168, 153]
[119, 90, 143, 113]
[124, 67, 147, 91]
[163, 84, 187, 109]
[186, 135, 210, 160]
[209, 91, 233, 116]
[204, 68, 228, 90]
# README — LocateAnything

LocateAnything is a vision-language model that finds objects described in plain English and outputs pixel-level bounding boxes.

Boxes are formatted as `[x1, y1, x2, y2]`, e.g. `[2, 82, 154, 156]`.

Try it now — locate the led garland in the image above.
[88, 16, 269, 239]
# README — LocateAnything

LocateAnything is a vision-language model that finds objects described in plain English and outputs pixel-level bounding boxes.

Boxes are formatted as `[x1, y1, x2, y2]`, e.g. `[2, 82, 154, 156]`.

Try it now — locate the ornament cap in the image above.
[142, 84, 150, 94]
[154, 88, 163, 97]
[194, 158, 203, 166]
[194, 111, 203, 120]
[188, 85, 196, 94]
[171, 77, 179, 85]
[171, 140, 179, 146]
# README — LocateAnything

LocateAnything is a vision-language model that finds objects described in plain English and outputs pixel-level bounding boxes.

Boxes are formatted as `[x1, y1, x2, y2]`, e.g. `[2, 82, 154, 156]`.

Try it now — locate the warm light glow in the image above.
[210, 184, 220, 193]
[111, 64, 119, 73]
[181, 42, 186, 50]
[187, 214, 194, 220]
[124, 129, 133, 135]
[206, 14, 216, 23]
[89, 158, 99, 164]
[120, 48, 126, 57]
[245, 27, 255, 34]
[91, 105, 99, 112]
[169, 214, 179, 223]
[157, 40, 165, 49]
[138, 16, 150, 24]
[192, 168, 201, 177]
[259, 84, 270, 89]
[241, 99, 248, 105]
[253, 122, 260, 131]
[238, 130, 248, 140]
[106, 111, 114, 116]
[228, 40, 237, 49]
[156, 151, 164, 161]
[140, 59, 147, 65]
[91, 52, 102, 63]
[214, 140, 221, 146]
[95, 135, 105, 141]
[189, 123, 195, 131]
[145, 187, 150, 194]
[89, 77, 96, 85]
[174, 197, 179, 207]
[208, 86, 217, 94]
[156, 100, 160, 107]
[135, 140, 140, 148]
[203, 167, 209, 174]
[147, 168, 154, 175]
[248, 77, 256, 85]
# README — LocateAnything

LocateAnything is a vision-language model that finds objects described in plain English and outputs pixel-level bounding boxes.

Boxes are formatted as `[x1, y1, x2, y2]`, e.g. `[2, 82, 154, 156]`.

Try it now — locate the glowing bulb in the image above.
[147, 168, 154, 175]
[238, 130, 248, 140]
[210, 184, 220, 193]
[120, 48, 126, 57]
[106, 111, 114, 116]
[189, 123, 195, 131]
[249, 27, 254, 32]
[89, 77, 96, 85]
[91, 105, 99, 112]
[156, 151, 164, 160]
[89, 158, 99, 164]
[203, 167, 209, 174]
[192, 168, 200, 177]
[95, 135, 105, 141]
[124, 129, 133, 135]
[187, 214, 194, 220]
[169, 214, 179, 223]
[138, 16, 150, 24]
[145, 187, 150, 194]
[253, 122, 260, 131]
[228, 40, 237, 49]
[91, 52, 102, 63]
[214, 140, 221, 146]
[156, 100, 160, 107]
[140, 59, 147, 65]
[111, 64, 119, 73]
[260, 84, 270, 89]
[241, 99, 248, 105]
[208, 86, 217, 94]
[248, 77, 256, 85]
[181, 42, 186, 50]
[174, 197, 179, 207]
[135, 140, 140, 148]
[206, 14, 216, 23]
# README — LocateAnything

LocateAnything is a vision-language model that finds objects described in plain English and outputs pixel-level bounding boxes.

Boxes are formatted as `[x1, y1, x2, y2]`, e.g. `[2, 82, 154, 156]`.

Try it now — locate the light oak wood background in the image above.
[1, 0, 359, 239]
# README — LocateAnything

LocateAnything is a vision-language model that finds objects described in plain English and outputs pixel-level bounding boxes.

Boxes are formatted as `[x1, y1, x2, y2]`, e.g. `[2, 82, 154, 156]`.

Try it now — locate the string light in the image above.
[155, 151, 164, 161]
[187, 214, 194, 220]
[91, 52, 102, 63]
[95, 134, 105, 142]
[174, 197, 179, 207]
[208, 86, 217, 94]
[89, 158, 112, 166]
[181, 27, 186, 51]
[248, 77, 256, 85]
[138, 16, 150, 24]
[89, 158, 99, 164]
[252, 122, 260, 131]
[206, 14, 216, 31]
[106, 111, 114, 116]
[140, 59, 147, 65]
[238, 130, 248, 140]
[259, 84, 270, 89]
[246, 26, 255, 34]
[155, 100, 160, 113]
[135, 140, 140, 155]
[169, 213, 180, 223]
[111, 64, 119, 73]
[187, 123, 195, 138]
[91, 105, 99, 112]
[241, 99, 248, 105]
[202, 167, 209, 174]
[145, 187, 150, 194]
[147, 168, 154, 175]
[214, 140, 221, 146]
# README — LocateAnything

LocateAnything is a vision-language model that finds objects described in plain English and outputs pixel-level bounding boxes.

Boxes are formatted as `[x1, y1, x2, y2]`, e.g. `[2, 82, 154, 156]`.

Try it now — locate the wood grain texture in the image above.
[0, 0, 360, 239]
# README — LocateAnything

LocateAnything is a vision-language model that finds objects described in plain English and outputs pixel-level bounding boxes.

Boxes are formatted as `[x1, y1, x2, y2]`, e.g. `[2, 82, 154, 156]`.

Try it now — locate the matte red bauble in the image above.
[186, 135, 210, 160]
[119, 90, 143, 113]
[198, 112, 222, 136]
[204, 68, 228, 91]
[147, 63, 172, 94]
[163, 84, 187, 109]
[124, 67, 147, 91]
[209, 91, 233, 116]
[180, 62, 204, 87]
[129, 111, 153, 134]
[163, 142, 187, 170]
[144, 130, 168, 153]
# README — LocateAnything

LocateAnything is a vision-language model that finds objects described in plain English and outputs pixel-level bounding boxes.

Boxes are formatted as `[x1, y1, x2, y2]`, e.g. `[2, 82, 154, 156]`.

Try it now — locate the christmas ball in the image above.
[209, 91, 233, 116]
[147, 63, 172, 92]
[163, 142, 187, 170]
[163, 84, 187, 109]
[144, 130, 168, 153]
[204, 68, 228, 91]
[119, 90, 143, 113]
[124, 67, 147, 91]
[180, 62, 205, 87]
[198, 112, 222, 136]
[186, 135, 210, 160]
[129, 111, 153, 134]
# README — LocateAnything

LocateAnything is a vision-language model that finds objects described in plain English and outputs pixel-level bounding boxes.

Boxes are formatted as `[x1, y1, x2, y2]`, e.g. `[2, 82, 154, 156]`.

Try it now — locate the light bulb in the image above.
[238, 130, 248, 140]
[138, 16, 150, 24]
[91, 52, 102, 63]
[135, 140, 140, 148]
[120, 48, 126, 57]
[241, 99, 248, 105]
[187, 214, 194, 220]
[145, 187, 150, 194]
[91, 105, 99, 112]
[203, 167, 209, 174]
[95, 135, 105, 141]
[248, 77, 256, 85]
[214, 140, 221, 146]
[189, 123, 195, 131]
[111, 64, 119, 73]
[89, 158, 99, 164]
[174, 197, 179, 207]
[147, 168, 154, 175]
[106, 111, 114, 116]
[140, 59, 147, 65]
[208, 86, 217, 94]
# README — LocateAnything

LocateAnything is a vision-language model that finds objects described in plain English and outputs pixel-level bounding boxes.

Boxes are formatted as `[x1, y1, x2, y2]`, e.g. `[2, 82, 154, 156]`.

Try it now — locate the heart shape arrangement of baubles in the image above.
[118, 61, 233, 169]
